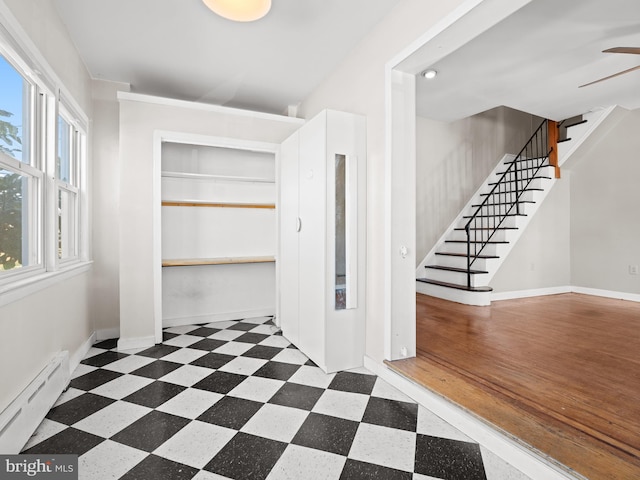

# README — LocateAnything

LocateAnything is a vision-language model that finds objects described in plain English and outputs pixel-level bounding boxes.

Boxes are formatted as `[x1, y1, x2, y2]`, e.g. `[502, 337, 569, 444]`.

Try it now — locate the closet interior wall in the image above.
[161, 142, 277, 327]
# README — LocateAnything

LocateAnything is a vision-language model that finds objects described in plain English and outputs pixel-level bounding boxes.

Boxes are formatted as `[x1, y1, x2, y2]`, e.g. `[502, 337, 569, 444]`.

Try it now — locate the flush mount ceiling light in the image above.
[202, 0, 272, 22]
[421, 69, 438, 80]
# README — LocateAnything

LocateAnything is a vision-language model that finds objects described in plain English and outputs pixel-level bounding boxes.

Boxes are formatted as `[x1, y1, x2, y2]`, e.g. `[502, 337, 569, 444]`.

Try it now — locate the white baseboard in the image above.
[491, 285, 639, 303]
[117, 335, 155, 352]
[0, 352, 70, 454]
[162, 308, 276, 328]
[491, 286, 571, 301]
[571, 286, 640, 303]
[363, 356, 579, 480]
[96, 327, 120, 341]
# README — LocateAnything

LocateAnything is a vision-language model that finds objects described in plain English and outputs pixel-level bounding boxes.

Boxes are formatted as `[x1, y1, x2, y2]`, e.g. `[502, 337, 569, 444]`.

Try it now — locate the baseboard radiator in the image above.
[0, 351, 70, 454]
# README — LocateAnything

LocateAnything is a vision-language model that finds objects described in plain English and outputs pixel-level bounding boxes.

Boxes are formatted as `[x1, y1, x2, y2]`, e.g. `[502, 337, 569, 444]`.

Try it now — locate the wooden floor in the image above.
[388, 293, 640, 480]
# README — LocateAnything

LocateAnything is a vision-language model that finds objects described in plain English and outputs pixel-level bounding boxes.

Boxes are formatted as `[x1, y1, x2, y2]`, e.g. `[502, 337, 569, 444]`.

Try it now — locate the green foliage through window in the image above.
[0, 108, 22, 157]
[0, 171, 23, 270]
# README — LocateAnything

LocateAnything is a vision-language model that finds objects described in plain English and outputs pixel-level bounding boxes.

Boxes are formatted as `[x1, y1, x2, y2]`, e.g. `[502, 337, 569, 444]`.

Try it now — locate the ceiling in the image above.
[409, 0, 640, 122]
[53, 0, 640, 122]
[52, 0, 400, 115]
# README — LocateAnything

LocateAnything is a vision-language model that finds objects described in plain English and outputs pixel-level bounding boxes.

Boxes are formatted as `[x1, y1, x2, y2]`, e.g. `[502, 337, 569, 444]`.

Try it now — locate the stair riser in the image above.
[449, 229, 515, 243]
[424, 269, 485, 287]
[502, 158, 553, 167]
[487, 176, 552, 190]
[563, 121, 589, 142]
[458, 203, 544, 230]
[465, 199, 542, 224]
[476, 189, 539, 204]
[457, 215, 520, 230]
[440, 243, 507, 257]
[497, 164, 554, 176]
[434, 255, 499, 272]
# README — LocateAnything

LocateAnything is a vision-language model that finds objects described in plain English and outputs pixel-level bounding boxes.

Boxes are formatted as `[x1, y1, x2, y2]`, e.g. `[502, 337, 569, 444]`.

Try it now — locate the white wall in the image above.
[490, 176, 571, 292]
[117, 95, 302, 346]
[90, 80, 129, 338]
[162, 264, 276, 326]
[416, 107, 541, 263]
[569, 109, 640, 295]
[0, 0, 93, 413]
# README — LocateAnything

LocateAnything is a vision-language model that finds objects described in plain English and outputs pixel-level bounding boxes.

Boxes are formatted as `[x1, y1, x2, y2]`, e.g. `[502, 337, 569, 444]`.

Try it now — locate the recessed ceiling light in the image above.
[421, 69, 438, 80]
[202, 0, 272, 22]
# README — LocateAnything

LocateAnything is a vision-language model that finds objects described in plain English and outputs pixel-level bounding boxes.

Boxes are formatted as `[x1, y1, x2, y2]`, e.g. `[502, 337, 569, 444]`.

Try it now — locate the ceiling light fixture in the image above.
[421, 69, 438, 80]
[202, 0, 272, 22]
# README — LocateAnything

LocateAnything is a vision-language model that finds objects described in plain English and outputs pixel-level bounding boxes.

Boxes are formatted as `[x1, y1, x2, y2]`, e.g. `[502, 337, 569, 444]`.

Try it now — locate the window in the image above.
[0, 44, 88, 289]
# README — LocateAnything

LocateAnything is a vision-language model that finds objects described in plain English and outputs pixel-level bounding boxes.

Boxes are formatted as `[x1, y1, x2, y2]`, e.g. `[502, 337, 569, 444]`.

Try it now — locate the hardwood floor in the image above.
[387, 293, 640, 480]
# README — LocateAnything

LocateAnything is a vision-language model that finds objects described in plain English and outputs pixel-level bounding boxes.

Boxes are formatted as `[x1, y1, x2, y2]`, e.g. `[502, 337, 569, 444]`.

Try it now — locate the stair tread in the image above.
[435, 252, 499, 259]
[445, 240, 509, 244]
[472, 200, 534, 207]
[481, 188, 543, 196]
[503, 156, 548, 164]
[488, 176, 551, 185]
[417, 278, 493, 293]
[496, 165, 550, 174]
[563, 119, 588, 129]
[425, 265, 489, 274]
[462, 213, 526, 218]
[557, 137, 572, 143]
[454, 227, 518, 231]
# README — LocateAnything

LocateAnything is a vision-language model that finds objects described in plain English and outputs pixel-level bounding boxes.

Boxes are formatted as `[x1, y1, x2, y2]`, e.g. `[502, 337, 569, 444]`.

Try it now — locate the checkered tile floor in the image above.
[23, 317, 529, 480]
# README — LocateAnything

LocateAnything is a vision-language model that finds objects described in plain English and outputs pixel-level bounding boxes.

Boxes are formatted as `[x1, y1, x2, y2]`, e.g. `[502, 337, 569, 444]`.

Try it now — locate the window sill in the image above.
[0, 261, 93, 308]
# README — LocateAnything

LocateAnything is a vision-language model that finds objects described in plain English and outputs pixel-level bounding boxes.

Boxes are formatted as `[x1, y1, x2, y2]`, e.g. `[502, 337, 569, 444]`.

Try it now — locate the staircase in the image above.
[416, 108, 613, 306]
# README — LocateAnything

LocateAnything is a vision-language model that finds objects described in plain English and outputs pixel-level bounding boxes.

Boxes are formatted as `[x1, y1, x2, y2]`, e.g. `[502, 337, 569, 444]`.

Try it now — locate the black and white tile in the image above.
[22, 317, 530, 480]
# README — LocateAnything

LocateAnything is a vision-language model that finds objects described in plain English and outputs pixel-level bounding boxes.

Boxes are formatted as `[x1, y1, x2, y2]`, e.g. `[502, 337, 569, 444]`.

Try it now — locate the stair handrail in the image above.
[463, 119, 553, 288]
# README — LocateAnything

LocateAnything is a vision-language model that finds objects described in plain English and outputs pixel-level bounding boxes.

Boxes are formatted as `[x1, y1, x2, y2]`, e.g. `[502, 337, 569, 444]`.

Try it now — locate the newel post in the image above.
[548, 120, 560, 178]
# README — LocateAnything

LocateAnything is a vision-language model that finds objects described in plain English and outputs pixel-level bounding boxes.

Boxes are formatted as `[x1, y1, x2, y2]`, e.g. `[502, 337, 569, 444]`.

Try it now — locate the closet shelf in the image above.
[162, 200, 275, 209]
[162, 171, 274, 183]
[162, 256, 275, 267]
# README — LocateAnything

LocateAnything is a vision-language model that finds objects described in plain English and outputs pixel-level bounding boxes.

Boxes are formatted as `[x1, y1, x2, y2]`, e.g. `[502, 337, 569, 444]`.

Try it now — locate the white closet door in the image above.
[278, 133, 301, 345]
[297, 114, 327, 367]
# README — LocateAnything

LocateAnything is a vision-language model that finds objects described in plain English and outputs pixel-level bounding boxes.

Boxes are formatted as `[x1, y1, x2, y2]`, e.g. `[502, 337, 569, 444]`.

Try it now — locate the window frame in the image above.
[0, 151, 44, 280]
[55, 105, 83, 266]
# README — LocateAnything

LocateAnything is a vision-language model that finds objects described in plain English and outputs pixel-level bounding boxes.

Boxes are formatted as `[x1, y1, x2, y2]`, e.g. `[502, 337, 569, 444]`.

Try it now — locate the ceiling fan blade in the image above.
[603, 47, 640, 55]
[579, 64, 640, 88]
